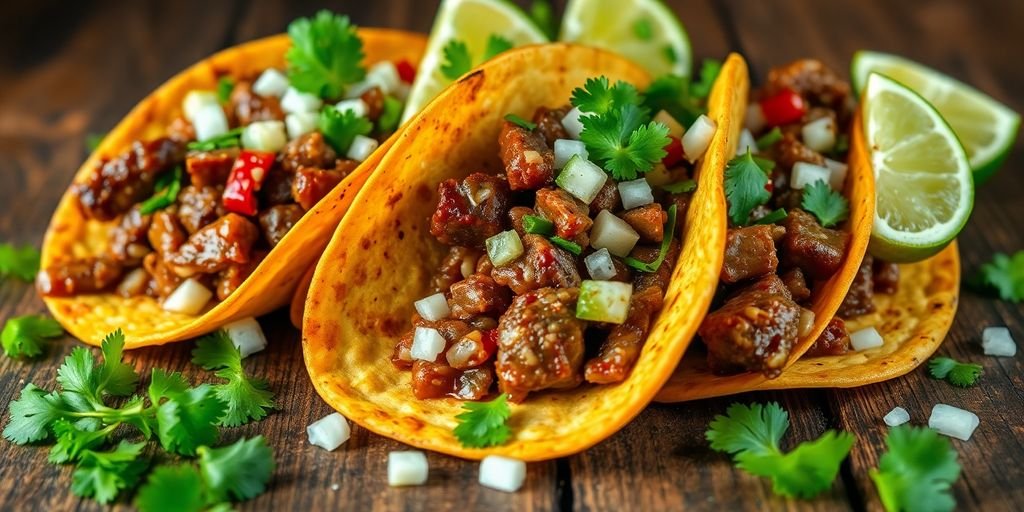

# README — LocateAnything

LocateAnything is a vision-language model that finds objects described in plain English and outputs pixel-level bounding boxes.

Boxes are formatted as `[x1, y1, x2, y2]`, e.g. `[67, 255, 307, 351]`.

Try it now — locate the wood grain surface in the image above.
[0, 0, 1021, 510]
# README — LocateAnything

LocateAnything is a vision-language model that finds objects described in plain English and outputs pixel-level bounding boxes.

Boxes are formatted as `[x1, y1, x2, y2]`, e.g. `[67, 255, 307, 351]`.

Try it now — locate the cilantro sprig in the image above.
[320, 105, 373, 153]
[972, 251, 1024, 302]
[286, 11, 365, 99]
[724, 150, 773, 226]
[870, 426, 960, 512]
[2, 314, 62, 358]
[802, 180, 849, 228]
[928, 356, 983, 387]
[454, 393, 511, 448]
[0, 243, 40, 282]
[641, 59, 721, 127]
[186, 127, 243, 151]
[192, 331, 276, 427]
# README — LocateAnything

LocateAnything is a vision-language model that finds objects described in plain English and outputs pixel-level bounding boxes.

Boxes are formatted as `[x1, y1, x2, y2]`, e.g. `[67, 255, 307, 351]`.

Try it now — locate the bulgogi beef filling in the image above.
[499, 121, 556, 191]
[429, 173, 511, 248]
[806, 317, 852, 357]
[76, 138, 186, 221]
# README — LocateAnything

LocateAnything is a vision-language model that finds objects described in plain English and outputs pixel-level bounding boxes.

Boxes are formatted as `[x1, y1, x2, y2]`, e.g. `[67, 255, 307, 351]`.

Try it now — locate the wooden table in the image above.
[1, 0, 1021, 510]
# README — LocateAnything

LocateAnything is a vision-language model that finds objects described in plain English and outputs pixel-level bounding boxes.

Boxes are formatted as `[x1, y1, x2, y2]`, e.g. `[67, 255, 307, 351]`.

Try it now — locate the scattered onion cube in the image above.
[553, 139, 588, 169]
[736, 128, 757, 156]
[824, 158, 849, 190]
[346, 134, 379, 162]
[286, 112, 319, 140]
[335, 98, 369, 118]
[790, 162, 832, 190]
[183, 90, 219, 123]
[252, 69, 289, 98]
[411, 327, 446, 361]
[223, 317, 267, 358]
[801, 116, 836, 152]
[584, 248, 617, 281]
[486, 230, 524, 267]
[479, 455, 526, 493]
[242, 120, 288, 152]
[388, 451, 428, 486]
[555, 155, 607, 204]
[929, 404, 980, 441]
[653, 110, 684, 138]
[192, 103, 229, 142]
[682, 114, 717, 163]
[745, 103, 765, 133]
[162, 278, 213, 315]
[281, 87, 323, 114]
[307, 412, 350, 451]
[560, 107, 585, 139]
[414, 293, 450, 322]
[618, 178, 654, 210]
[577, 280, 633, 324]
[883, 407, 910, 427]
[590, 210, 640, 258]
[982, 326, 1017, 357]
[850, 327, 884, 351]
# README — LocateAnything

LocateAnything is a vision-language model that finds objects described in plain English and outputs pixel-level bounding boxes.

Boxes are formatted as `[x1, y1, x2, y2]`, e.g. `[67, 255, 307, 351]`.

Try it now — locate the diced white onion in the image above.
[183, 90, 219, 123]
[478, 455, 526, 493]
[850, 327, 884, 351]
[252, 69, 289, 98]
[281, 87, 323, 114]
[555, 155, 607, 204]
[553, 139, 588, 169]
[577, 280, 633, 324]
[410, 327, 446, 361]
[414, 293, 450, 321]
[929, 404, 980, 441]
[307, 412, 351, 451]
[982, 326, 1017, 356]
[241, 120, 288, 152]
[561, 107, 585, 139]
[366, 61, 402, 95]
[618, 178, 654, 210]
[736, 128, 757, 156]
[335, 98, 368, 118]
[653, 110, 684, 138]
[584, 248, 617, 280]
[446, 332, 481, 368]
[801, 116, 836, 152]
[590, 210, 640, 258]
[824, 158, 849, 190]
[222, 317, 267, 357]
[162, 278, 212, 315]
[286, 112, 319, 140]
[883, 407, 910, 427]
[346, 134, 379, 162]
[388, 451, 428, 486]
[682, 114, 717, 163]
[116, 268, 149, 296]
[192, 104, 229, 142]
[790, 162, 832, 190]
[745, 103, 765, 133]
[486, 230, 524, 267]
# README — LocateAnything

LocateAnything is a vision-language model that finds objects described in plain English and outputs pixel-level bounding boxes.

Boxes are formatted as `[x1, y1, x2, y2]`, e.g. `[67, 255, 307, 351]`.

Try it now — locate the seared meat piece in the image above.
[873, 259, 900, 294]
[185, 148, 238, 188]
[76, 138, 184, 220]
[432, 246, 481, 294]
[448, 274, 512, 320]
[452, 367, 495, 400]
[721, 225, 781, 284]
[280, 133, 337, 173]
[445, 329, 497, 369]
[167, 116, 195, 143]
[496, 287, 585, 402]
[167, 213, 259, 275]
[805, 317, 851, 357]
[108, 206, 152, 265]
[532, 106, 570, 146]
[177, 185, 225, 234]
[333, 159, 360, 177]
[230, 81, 285, 126]
[411, 360, 459, 399]
[700, 274, 801, 376]
[584, 285, 664, 384]
[780, 268, 812, 303]
[215, 251, 266, 301]
[36, 258, 123, 297]
[260, 167, 294, 206]
[632, 239, 681, 292]
[429, 172, 511, 248]
[292, 167, 343, 210]
[590, 180, 621, 215]
[147, 210, 188, 257]
[498, 121, 555, 190]
[838, 256, 876, 318]
[781, 209, 849, 280]
[258, 204, 305, 247]
[508, 206, 536, 237]
[491, 234, 580, 295]
[143, 252, 182, 298]
[535, 188, 592, 241]
[621, 203, 667, 243]
[669, 192, 692, 238]
[765, 59, 853, 119]
[774, 131, 826, 171]
[360, 87, 385, 121]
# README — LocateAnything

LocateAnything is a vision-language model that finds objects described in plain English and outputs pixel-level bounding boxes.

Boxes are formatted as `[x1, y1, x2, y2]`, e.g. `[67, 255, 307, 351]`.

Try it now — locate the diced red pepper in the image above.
[758, 89, 807, 127]
[662, 136, 685, 168]
[222, 150, 275, 216]
[396, 59, 417, 84]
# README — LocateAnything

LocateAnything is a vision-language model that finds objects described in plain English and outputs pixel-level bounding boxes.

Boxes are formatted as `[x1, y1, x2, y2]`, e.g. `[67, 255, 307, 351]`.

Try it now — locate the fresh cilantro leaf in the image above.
[186, 127, 243, 151]
[483, 34, 514, 60]
[870, 426, 960, 512]
[689, 59, 722, 99]
[440, 39, 473, 81]
[662, 179, 696, 194]
[2, 314, 62, 358]
[633, 18, 653, 40]
[286, 11, 365, 99]
[199, 436, 275, 502]
[973, 251, 1024, 302]
[550, 236, 582, 255]
[377, 95, 403, 133]
[3, 384, 72, 444]
[216, 76, 234, 103]
[98, 329, 139, 397]
[85, 132, 106, 152]
[724, 149, 772, 225]
[0, 243, 40, 282]
[928, 356, 983, 387]
[754, 208, 788, 225]
[641, 60, 719, 127]
[802, 181, 849, 228]
[454, 393, 511, 448]
[135, 464, 207, 512]
[571, 76, 642, 116]
[528, 0, 557, 40]
[625, 204, 678, 272]
[49, 420, 113, 464]
[150, 372, 225, 456]
[581, 105, 669, 180]
[504, 113, 537, 131]
[139, 167, 183, 215]
[57, 347, 99, 398]
[319, 105, 373, 154]
[756, 127, 783, 150]
[147, 368, 190, 403]
[70, 441, 148, 504]
[707, 402, 855, 498]
[193, 331, 276, 427]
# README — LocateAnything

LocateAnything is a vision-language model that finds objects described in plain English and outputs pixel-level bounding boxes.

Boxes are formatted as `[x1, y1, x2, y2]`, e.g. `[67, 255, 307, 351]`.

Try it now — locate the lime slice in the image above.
[400, 0, 548, 123]
[852, 51, 1021, 183]
[862, 73, 974, 263]
[560, 0, 691, 78]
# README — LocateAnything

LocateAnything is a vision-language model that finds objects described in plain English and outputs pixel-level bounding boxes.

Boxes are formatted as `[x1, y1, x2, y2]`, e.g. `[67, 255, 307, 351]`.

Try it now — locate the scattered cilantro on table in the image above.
[802, 180, 849, 228]
[972, 250, 1024, 302]
[2, 314, 62, 358]
[870, 426, 960, 512]
[928, 356, 983, 387]
[454, 393, 511, 448]
[320, 105, 373, 154]
[724, 149, 773, 226]
[286, 11, 366, 99]
[0, 243, 40, 282]
[192, 331, 276, 427]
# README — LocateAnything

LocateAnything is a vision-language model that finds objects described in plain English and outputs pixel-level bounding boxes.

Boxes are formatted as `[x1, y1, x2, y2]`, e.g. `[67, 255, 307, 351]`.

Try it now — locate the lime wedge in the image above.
[560, 0, 691, 78]
[400, 0, 548, 123]
[862, 73, 974, 263]
[852, 51, 1021, 183]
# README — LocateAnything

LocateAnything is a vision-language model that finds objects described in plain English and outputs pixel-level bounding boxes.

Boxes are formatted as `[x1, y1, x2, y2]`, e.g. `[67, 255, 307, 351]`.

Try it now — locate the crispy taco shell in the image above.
[301, 47, 749, 460]
[40, 30, 426, 348]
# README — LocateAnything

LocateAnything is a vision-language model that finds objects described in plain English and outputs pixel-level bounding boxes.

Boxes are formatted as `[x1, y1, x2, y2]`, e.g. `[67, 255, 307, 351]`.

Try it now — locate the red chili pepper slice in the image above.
[758, 89, 807, 127]
[222, 150, 275, 216]
[396, 59, 417, 84]
[662, 136, 685, 168]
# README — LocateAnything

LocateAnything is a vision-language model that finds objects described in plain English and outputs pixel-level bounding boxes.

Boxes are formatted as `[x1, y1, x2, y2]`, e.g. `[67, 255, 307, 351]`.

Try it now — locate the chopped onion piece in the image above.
[162, 278, 213, 315]
[618, 178, 654, 210]
[584, 248, 617, 280]
[653, 110, 684, 138]
[478, 455, 526, 493]
[222, 317, 267, 357]
[116, 268, 149, 296]
[252, 69, 289, 98]
[577, 280, 632, 324]
[286, 112, 319, 140]
[335, 98, 368, 118]
[281, 87, 323, 114]
[790, 162, 832, 190]
[553, 139, 588, 169]
[681, 115, 717, 163]
[982, 326, 1017, 356]
[555, 155, 607, 204]
[824, 158, 849, 190]
[307, 412, 350, 451]
[485, 230, 524, 267]
[801, 116, 836, 152]
[850, 327, 884, 351]
[388, 451, 428, 486]
[346, 134, 379, 162]
[745, 103, 765, 133]
[883, 406, 910, 427]
[590, 210, 640, 257]
[929, 404, 980, 441]
[192, 103, 229, 142]
[242, 121, 288, 152]
[736, 128, 757, 156]
[414, 293, 450, 321]
[560, 107, 585, 139]
[183, 90, 219, 123]
[410, 327, 446, 361]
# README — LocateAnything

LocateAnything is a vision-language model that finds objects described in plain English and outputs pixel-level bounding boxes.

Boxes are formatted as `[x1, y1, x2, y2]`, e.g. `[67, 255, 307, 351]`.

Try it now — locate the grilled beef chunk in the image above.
[168, 213, 259, 275]
[721, 225, 782, 284]
[781, 209, 849, 280]
[491, 234, 581, 295]
[498, 121, 555, 190]
[185, 148, 238, 188]
[432, 246, 481, 294]
[774, 131, 826, 171]
[108, 206, 152, 265]
[765, 59, 853, 120]
[258, 204, 305, 247]
[37, 258, 123, 297]
[215, 251, 266, 301]
[535, 188, 592, 242]
[76, 138, 184, 220]
[838, 256, 876, 318]
[280, 132, 338, 172]
[780, 268, 812, 303]
[360, 87, 385, 121]
[873, 259, 900, 294]
[429, 172, 510, 248]
[532, 106, 570, 146]
[143, 252, 182, 298]
[167, 116, 196, 143]
[495, 287, 585, 402]
[448, 274, 512, 320]
[452, 367, 495, 400]
[805, 317, 852, 357]
[177, 185, 225, 234]
[632, 240, 681, 292]
[411, 360, 459, 399]
[621, 203, 667, 243]
[444, 329, 497, 369]
[584, 285, 664, 384]
[508, 206, 536, 237]
[590, 180, 621, 215]
[230, 81, 285, 126]
[147, 210, 188, 257]
[260, 167, 294, 206]
[292, 167, 343, 210]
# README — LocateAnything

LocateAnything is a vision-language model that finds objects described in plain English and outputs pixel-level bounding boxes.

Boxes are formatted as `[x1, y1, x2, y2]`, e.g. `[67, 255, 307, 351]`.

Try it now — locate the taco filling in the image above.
[36, 14, 415, 316]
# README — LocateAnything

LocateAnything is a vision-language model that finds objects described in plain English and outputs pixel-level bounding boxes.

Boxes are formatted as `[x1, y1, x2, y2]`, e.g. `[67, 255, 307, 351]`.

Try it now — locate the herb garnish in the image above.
[186, 127, 243, 151]
[483, 34, 514, 60]
[754, 208, 788, 226]
[319, 105, 373, 153]
[972, 251, 1024, 302]
[870, 426, 960, 512]
[2, 314, 62, 358]
[286, 11, 366, 99]
[641, 59, 721, 126]
[551, 236, 583, 255]
[139, 166, 183, 215]
[528, 0, 557, 40]
[453, 393, 511, 448]
[522, 215, 555, 236]
[928, 356, 983, 387]
[724, 149, 773, 226]
[625, 203, 678, 272]
[661, 179, 696, 194]
[504, 113, 537, 131]
[756, 127, 782, 150]
[0, 243, 40, 282]
[801, 181, 849, 228]
[192, 331, 276, 427]
[216, 76, 234, 103]
[378, 96, 403, 133]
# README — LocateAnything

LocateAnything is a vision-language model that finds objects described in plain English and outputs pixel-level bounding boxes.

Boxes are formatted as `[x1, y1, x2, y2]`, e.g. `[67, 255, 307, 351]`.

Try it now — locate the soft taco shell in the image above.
[40, 30, 426, 348]
[300, 47, 749, 460]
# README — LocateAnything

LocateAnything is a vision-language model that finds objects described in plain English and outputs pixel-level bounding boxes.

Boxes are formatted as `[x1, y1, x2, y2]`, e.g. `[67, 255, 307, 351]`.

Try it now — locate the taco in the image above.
[301, 46, 748, 459]
[37, 14, 426, 348]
